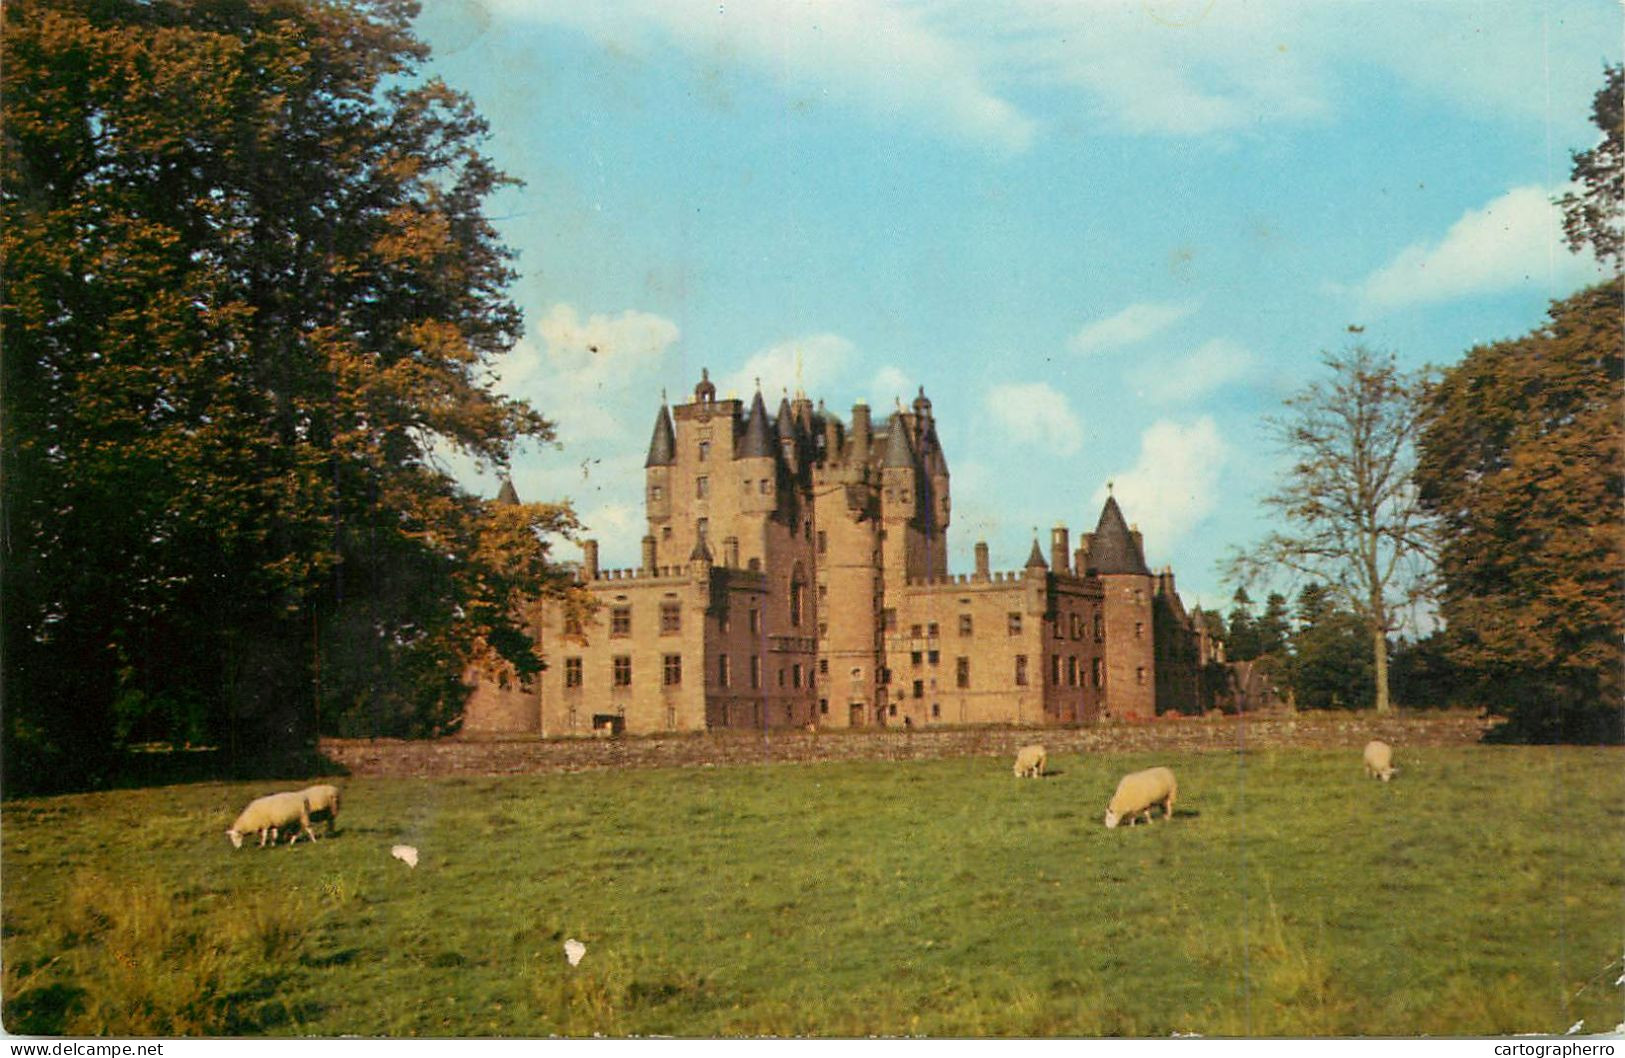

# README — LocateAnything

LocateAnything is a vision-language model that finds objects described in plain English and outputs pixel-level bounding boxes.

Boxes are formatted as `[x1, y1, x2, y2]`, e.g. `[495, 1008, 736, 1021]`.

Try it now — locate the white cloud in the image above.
[487, 1, 1612, 148]
[497, 304, 681, 445]
[1138, 338, 1255, 403]
[1356, 186, 1609, 309]
[717, 333, 857, 404]
[1070, 301, 1197, 354]
[494, 0, 1035, 152]
[985, 383, 1083, 456]
[1093, 417, 1226, 553]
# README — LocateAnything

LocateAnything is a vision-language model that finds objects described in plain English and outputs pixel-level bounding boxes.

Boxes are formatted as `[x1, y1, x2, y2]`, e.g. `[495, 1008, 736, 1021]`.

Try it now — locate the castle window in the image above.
[1136, 666, 1147, 686]
[927, 650, 940, 666]
[778, 667, 786, 688]
[1015, 655, 1028, 686]
[1094, 614, 1105, 642]
[649, 485, 663, 503]
[697, 517, 709, 540]
[1071, 614, 1083, 639]
[789, 578, 804, 627]
[749, 608, 761, 634]
[1008, 613, 1022, 636]
[819, 659, 828, 674]
[1050, 655, 1060, 685]
[718, 654, 731, 688]
[662, 526, 672, 541]
[820, 699, 829, 715]
[890, 703, 899, 716]
[660, 602, 681, 635]
[911, 651, 923, 667]
[1134, 589, 1145, 605]
[611, 606, 631, 637]
[663, 654, 682, 687]
[931, 703, 941, 719]
[696, 476, 709, 499]
[882, 609, 897, 632]
[613, 656, 632, 687]
[804, 519, 812, 541]
[959, 614, 973, 636]
[698, 440, 710, 462]
[927, 622, 939, 638]
[817, 530, 827, 555]
[759, 479, 771, 495]
[1093, 658, 1104, 687]
[1067, 656, 1078, 687]
[1135, 622, 1145, 639]
[912, 680, 924, 699]
[565, 658, 582, 688]
[792, 664, 802, 688]
[956, 657, 970, 689]
[750, 656, 762, 689]
[911, 624, 923, 638]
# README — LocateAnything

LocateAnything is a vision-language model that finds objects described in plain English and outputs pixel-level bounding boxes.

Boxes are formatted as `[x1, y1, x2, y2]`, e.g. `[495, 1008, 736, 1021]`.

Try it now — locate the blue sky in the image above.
[415, 0, 1618, 616]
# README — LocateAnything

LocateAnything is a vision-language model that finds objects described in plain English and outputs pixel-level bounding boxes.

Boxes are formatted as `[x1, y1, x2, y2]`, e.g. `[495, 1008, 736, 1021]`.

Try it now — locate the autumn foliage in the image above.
[2, 0, 578, 790]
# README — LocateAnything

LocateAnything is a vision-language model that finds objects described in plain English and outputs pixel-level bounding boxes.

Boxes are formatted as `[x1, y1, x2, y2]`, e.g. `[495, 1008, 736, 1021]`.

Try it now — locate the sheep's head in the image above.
[1104, 809, 1120, 829]
[227, 829, 244, 848]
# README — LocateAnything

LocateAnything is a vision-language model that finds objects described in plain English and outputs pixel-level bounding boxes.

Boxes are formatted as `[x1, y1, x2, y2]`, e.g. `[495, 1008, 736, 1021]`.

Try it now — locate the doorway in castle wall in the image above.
[849, 703, 864, 728]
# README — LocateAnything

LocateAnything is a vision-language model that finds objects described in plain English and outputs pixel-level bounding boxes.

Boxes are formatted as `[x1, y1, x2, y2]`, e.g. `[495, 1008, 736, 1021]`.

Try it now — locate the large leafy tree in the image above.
[1557, 63, 1623, 272]
[1415, 279, 1623, 742]
[3, 0, 576, 789]
[1228, 347, 1434, 713]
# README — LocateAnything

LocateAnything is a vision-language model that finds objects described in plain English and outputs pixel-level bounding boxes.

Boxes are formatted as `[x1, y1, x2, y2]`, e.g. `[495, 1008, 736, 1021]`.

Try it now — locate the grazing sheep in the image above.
[227, 791, 312, 849]
[1364, 740, 1396, 782]
[1013, 743, 1047, 779]
[298, 784, 342, 836]
[1104, 766, 1178, 829]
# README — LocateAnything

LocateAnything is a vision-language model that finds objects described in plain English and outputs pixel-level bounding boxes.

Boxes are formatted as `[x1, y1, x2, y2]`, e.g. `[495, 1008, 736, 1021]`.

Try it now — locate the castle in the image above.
[465, 371, 1226, 736]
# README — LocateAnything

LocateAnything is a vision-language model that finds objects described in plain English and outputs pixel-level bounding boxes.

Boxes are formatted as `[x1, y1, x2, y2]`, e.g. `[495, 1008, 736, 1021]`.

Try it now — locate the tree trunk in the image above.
[1373, 625, 1391, 713]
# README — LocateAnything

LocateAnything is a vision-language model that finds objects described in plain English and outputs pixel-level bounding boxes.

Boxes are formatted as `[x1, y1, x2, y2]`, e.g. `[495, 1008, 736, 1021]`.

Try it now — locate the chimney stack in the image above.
[974, 540, 990, 581]
[1051, 525, 1071, 575]
[582, 540, 600, 580]
[641, 534, 657, 573]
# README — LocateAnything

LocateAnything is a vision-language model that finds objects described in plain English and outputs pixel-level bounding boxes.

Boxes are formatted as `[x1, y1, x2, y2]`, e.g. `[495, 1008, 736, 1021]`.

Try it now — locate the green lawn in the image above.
[3, 746, 1621, 1037]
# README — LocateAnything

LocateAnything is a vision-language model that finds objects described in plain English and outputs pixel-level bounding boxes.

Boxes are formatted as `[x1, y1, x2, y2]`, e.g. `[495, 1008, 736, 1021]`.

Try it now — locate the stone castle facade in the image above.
[465, 371, 1226, 736]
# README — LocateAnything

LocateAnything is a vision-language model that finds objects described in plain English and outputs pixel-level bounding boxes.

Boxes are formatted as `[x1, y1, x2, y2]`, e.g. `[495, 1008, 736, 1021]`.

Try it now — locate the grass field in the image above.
[2, 745, 1621, 1037]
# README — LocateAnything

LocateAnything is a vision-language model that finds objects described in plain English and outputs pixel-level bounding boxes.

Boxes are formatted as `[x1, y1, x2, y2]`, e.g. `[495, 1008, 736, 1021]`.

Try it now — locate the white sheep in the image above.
[1363, 740, 1395, 782]
[1104, 766, 1177, 829]
[1013, 744, 1047, 778]
[227, 791, 313, 849]
[299, 784, 342, 837]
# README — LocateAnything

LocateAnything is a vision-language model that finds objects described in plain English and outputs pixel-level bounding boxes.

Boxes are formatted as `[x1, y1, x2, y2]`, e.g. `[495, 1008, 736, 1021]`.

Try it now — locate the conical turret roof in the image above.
[739, 389, 775, 459]
[1025, 538, 1049, 569]
[645, 404, 676, 467]
[1089, 495, 1151, 575]
[882, 412, 916, 468]
[495, 478, 521, 505]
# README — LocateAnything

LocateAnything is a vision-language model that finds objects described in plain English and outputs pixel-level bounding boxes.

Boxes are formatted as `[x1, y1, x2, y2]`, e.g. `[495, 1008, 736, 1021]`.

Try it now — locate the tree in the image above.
[1283, 584, 1374, 711]
[1227, 347, 1434, 713]
[1254, 591, 1292, 659]
[1414, 278, 1623, 742]
[2, 0, 578, 790]
[1557, 63, 1623, 272]
[1225, 587, 1259, 660]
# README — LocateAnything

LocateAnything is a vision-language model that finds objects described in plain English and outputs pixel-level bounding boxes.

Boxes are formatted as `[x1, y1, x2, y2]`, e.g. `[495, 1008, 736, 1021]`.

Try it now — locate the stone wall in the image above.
[321, 710, 1501, 778]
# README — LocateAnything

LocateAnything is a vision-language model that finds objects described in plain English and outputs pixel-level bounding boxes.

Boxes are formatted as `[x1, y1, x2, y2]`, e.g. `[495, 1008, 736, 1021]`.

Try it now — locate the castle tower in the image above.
[1082, 493, 1156, 716]
[879, 410, 925, 587]
[645, 402, 675, 534]
[912, 387, 951, 579]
